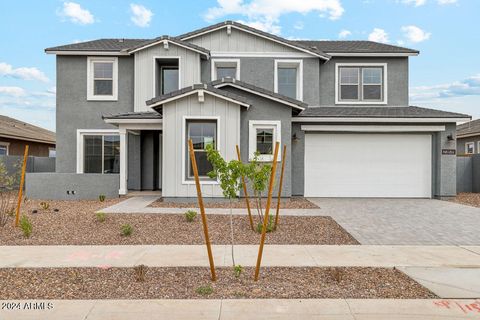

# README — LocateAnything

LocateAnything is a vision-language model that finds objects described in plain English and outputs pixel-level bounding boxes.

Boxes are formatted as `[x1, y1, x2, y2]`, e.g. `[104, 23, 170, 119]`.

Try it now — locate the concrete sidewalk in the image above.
[1, 299, 480, 319]
[2, 245, 480, 268]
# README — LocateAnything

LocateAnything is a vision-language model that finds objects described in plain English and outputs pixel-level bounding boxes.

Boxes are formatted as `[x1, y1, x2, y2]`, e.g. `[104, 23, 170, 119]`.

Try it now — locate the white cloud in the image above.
[401, 0, 427, 6]
[0, 86, 26, 97]
[58, 2, 94, 25]
[368, 28, 389, 43]
[130, 4, 153, 27]
[0, 62, 49, 83]
[294, 21, 304, 30]
[410, 74, 480, 101]
[204, 0, 344, 35]
[401, 25, 431, 43]
[338, 29, 351, 39]
[437, 0, 457, 4]
[237, 18, 281, 34]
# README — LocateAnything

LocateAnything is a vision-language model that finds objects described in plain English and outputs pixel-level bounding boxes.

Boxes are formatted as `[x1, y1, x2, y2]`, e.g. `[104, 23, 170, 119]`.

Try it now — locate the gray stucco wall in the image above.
[318, 57, 409, 107]
[26, 173, 119, 200]
[55, 55, 134, 173]
[457, 136, 480, 155]
[291, 123, 305, 196]
[433, 123, 457, 198]
[221, 87, 293, 197]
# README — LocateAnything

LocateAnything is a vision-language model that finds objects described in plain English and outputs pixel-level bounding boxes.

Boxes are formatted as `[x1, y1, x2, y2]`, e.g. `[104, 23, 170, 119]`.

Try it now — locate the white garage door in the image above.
[304, 133, 432, 198]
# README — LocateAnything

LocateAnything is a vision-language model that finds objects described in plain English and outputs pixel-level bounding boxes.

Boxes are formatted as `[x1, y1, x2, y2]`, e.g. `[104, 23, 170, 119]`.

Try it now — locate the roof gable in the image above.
[127, 36, 210, 57]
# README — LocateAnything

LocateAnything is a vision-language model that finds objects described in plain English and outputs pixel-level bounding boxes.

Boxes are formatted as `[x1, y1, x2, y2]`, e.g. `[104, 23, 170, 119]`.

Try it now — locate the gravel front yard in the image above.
[450, 193, 480, 208]
[0, 199, 358, 245]
[0, 267, 436, 299]
[149, 196, 319, 209]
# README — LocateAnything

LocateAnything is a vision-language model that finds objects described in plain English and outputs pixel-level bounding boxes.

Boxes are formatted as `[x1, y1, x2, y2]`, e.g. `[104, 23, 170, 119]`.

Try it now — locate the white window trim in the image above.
[211, 58, 240, 81]
[181, 116, 220, 185]
[478, 141, 480, 154]
[48, 147, 56, 158]
[274, 59, 303, 101]
[466, 142, 475, 155]
[152, 56, 182, 98]
[0, 142, 10, 155]
[335, 63, 388, 105]
[87, 57, 118, 101]
[249, 120, 282, 162]
[76, 129, 120, 174]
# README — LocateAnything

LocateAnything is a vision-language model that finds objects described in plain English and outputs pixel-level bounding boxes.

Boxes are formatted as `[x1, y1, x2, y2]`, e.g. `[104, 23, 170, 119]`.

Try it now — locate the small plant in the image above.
[39, 201, 50, 210]
[331, 267, 343, 283]
[233, 264, 244, 278]
[195, 285, 213, 296]
[255, 215, 275, 234]
[20, 215, 32, 238]
[134, 264, 147, 282]
[185, 210, 197, 222]
[120, 224, 133, 236]
[99, 194, 106, 202]
[96, 212, 106, 222]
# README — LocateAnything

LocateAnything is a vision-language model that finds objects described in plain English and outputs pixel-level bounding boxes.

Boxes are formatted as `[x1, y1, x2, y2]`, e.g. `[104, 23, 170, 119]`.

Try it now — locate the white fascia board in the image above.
[328, 52, 419, 57]
[292, 117, 472, 123]
[45, 50, 129, 56]
[128, 40, 209, 57]
[214, 83, 305, 111]
[301, 124, 445, 132]
[104, 118, 163, 124]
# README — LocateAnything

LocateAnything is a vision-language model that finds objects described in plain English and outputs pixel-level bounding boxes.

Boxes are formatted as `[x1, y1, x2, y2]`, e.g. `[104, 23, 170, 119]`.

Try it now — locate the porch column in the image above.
[119, 128, 128, 195]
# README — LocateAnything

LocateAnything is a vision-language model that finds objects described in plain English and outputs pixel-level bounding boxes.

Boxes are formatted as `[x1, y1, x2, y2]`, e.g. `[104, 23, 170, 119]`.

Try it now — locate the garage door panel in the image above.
[304, 133, 432, 198]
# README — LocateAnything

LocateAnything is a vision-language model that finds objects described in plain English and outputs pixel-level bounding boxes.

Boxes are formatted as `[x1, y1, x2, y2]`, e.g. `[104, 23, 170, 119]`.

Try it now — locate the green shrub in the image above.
[99, 194, 106, 202]
[39, 201, 49, 210]
[233, 264, 244, 278]
[96, 212, 106, 222]
[256, 215, 275, 234]
[121, 224, 133, 236]
[195, 285, 213, 296]
[20, 215, 32, 238]
[185, 210, 197, 222]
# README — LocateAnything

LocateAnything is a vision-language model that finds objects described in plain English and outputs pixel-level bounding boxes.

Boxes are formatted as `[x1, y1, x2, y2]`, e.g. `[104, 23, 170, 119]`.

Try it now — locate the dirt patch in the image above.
[450, 193, 480, 208]
[0, 267, 436, 299]
[149, 196, 319, 209]
[0, 203, 358, 245]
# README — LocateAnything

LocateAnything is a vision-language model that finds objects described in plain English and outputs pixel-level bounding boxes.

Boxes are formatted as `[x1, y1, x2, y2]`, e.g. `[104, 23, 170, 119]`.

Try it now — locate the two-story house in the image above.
[26, 21, 470, 200]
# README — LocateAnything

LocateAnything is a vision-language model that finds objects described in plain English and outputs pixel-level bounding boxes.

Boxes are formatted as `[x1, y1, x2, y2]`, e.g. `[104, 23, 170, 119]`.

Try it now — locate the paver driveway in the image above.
[308, 198, 480, 245]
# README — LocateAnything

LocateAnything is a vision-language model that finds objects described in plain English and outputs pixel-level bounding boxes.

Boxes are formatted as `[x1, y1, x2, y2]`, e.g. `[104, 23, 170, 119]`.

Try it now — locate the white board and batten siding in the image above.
[186, 28, 300, 54]
[162, 93, 241, 198]
[304, 133, 432, 198]
[134, 43, 201, 111]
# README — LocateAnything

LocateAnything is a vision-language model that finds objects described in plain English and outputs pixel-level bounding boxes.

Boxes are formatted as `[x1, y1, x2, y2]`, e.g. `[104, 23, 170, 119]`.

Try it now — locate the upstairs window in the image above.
[161, 66, 179, 95]
[87, 57, 118, 101]
[155, 58, 179, 96]
[336, 64, 387, 104]
[275, 60, 303, 100]
[466, 142, 475, 155]
[211, 59, 240, 80]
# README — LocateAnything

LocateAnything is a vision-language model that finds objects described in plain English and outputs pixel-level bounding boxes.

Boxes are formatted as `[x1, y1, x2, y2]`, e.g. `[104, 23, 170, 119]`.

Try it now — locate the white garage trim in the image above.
[301, 125, 445, 132]
[304, 133, 432, 198]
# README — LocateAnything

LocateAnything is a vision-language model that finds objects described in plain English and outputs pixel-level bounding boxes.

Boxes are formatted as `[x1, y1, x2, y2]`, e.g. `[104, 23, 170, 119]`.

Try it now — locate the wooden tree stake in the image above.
[274, 145, 287, 230]
[254, 141, 280, 281]
[235, 145, 254, 231]
[188, 139, 216, 281]
[15, 145, 29, 227]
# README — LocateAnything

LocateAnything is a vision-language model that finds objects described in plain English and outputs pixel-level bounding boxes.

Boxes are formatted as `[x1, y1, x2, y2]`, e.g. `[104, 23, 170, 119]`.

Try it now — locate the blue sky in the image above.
[0, 0, 479, 131]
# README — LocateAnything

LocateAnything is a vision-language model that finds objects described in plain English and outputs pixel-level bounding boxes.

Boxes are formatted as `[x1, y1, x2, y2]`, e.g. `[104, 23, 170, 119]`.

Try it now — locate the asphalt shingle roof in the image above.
[295, 40, 419, 54]
[0, 115, 55, 144]
[457, 119, 480, 137]
[297, 106, 470, 119]
[45, 39, 147, 52]
[102, 112, 162, 120]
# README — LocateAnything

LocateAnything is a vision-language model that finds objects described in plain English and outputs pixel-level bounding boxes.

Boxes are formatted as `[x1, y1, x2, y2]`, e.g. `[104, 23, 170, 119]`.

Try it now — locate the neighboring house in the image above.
[0, 115, 55, 157]
[457, 119, 480, 155]
[26, 20, 471, 200]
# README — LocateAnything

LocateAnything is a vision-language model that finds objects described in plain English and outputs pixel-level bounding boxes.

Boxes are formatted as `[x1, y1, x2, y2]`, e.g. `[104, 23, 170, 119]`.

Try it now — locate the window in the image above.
[154, 57, 180, 96]
[48, 148, 56, 158]
[186, 119, 217, 179]
[249, 120, 281, 162]
[336, 63, 387, 104]
[466, 142, 475, 155]
[161, 66, 179, 95]
[0, 143, 9, 156]
[87, 57, 118, 100]
[211, 59, 240, 80]
[83, 135, 120, 174]
[275, 60, 303, 100]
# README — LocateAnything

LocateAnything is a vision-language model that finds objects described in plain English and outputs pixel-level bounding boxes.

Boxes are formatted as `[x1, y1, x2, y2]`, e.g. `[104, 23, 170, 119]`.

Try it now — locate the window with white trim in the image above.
[0, 142, 9, 156]
[87, 57, 118, 101]
[48, 148, 56, 158]
[186, 119, 217, 179]
[211, 59, 240, 80]
[83, 135, 120, 173]
[466, 142, 475, 155]
[275, 60, 302, 100]
[249, 121, 281, 162]
[337, 64, 386, 104]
